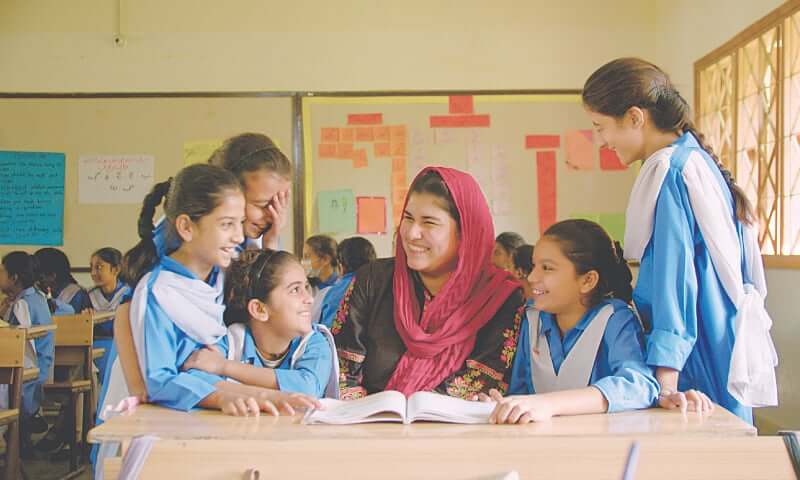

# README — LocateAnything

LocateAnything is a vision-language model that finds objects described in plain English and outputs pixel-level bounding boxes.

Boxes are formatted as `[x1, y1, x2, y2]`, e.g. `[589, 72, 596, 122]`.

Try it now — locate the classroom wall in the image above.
[1, 0, 797, 430]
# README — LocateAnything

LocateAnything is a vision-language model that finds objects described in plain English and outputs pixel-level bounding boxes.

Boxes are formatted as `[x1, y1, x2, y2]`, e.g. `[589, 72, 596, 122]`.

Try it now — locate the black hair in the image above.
[496, 232, 526, 256]
[33, 248, 78, 286]
[305, 235, 339, 269]
[208, 133, 292, 181]
[92, 247, 123, 269]
[407, 170, 461, 227]
[2, 251, 37, 290]
[543, 219, 633, 306]
[512, 244, 534, 278]
[223, 249, 299, 325]
[121, 163, 242, 288]
[337, 237, 377, 275]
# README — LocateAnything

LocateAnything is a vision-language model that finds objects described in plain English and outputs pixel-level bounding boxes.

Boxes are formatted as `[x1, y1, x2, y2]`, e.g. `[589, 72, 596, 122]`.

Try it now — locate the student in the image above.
[209, 132, 292, 251]
[86, 247, 131, 382]
[314, 236, 376, 329]
[493, 232, 526, 272]
[485, 220, 658, 424]
[512, 244, 534, 304]
[181, 249, 338, 399]
[582, 57, 777, 422]
[302, 235, 339, 291]
[0, 252, 54, 444]
[34, 247, 91, 314]
[101, 164, 319, 416]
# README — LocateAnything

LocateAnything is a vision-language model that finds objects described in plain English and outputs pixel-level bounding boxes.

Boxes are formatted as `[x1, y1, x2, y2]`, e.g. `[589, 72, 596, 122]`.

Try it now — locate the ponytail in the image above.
[608, 241, 633, 303]
[121, 179, 172, 288]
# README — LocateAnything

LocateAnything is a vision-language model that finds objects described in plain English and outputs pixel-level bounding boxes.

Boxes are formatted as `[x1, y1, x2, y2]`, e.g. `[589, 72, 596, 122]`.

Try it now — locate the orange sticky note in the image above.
[337, 143, 354, 158]
[392, 157, 406, 171]
[374, 126, 390, 142]
[357, 197, 386, 234]
[564, 129, 595, 170]
[355, 127, 374, 142]
[390, 126, 407, 142]
[392, 171, 406, 190]
[321, 128, 339, 143]
[318, 143, 337, 158]
[352, 149, 368, 168]
[374, 142, 391, 157]
[340, 128, 355, 142]
[390, 142, 407, 156]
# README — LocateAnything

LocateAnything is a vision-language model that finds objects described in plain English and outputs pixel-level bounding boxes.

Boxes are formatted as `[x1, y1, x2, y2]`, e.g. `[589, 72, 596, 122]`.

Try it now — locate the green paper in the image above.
[318, 189, 356, 234]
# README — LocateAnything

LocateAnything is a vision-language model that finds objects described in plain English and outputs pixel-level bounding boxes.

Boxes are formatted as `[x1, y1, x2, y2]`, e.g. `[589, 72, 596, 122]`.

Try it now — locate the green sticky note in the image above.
[318, 189, 356, 234]
[570, 212, 600, 223]
[598, 213, 626, 245]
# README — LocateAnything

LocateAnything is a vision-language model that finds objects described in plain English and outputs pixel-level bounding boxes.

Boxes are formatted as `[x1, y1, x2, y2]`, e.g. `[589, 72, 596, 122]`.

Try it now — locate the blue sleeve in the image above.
[508, 316, 532, 395]
[142, 297, 219, 411]
[70, 289, 92, 313]
[644, 168, 699, 370]
[592, 308, 660, 413]
[274, 332, 332, 397]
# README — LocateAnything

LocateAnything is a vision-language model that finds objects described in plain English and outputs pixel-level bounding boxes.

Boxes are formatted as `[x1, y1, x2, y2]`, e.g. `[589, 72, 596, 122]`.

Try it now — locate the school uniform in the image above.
[53, 282, 91, 314]
[221, 323, 339, 398]
[313, 272, 355, 329]
[626, 132, 777, 423]
[3, 287, 55, 417]
[88, 281, 131, 383]
[509, 299, 658, 412]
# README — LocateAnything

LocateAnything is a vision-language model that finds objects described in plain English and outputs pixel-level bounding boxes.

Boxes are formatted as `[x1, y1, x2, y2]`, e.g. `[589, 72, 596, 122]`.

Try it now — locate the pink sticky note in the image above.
[321, 128, 339, 143]
[355, 127, 374, 142]
[357, 197, 386, 234]
[599, 147, 627, 170]
[537, 151, 557, 235]
[318, 143, 337, 158]
[564, 129, 595, 170]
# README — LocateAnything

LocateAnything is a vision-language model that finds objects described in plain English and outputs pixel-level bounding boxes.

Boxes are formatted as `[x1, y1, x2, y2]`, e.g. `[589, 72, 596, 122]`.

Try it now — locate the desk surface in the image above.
[24, 324, 57, 339]
[92, 311, 115, 324]
[105, 436, 793, 480]
[89, 403, 755, 444]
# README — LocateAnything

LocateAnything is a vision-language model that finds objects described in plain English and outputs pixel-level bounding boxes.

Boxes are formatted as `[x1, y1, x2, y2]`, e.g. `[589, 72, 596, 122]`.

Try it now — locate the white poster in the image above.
[79, 155, 155, 204]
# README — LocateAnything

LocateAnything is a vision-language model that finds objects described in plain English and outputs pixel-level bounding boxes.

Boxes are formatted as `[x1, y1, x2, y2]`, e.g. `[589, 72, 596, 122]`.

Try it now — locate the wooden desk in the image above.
[103, 436, 794, 480]
[89, 403, 755, 445]
[23, 324, 56, 339]
[92, 311, 115, 324]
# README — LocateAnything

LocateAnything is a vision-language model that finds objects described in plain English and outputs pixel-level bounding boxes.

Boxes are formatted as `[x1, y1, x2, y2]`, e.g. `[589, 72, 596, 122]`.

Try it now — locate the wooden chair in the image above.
[0, 328, 25, 480]
[45, 313, 94, 475]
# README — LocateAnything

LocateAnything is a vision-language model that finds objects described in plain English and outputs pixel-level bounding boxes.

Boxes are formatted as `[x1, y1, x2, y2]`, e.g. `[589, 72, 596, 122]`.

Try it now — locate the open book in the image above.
[303, 391, 495, 425]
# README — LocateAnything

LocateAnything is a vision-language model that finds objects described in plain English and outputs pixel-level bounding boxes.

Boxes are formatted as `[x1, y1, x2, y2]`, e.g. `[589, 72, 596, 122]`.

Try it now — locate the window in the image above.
[696, 1, 800, 267]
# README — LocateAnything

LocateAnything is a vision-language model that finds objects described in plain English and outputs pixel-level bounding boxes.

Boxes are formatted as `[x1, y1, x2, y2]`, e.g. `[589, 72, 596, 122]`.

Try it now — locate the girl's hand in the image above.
[82, 307, 95, 315]
[182, 347, 227, 375]
[259, 390, 322, 416]
[261, 190, 290, 249]
[488, 389, 555, 424]
[658, 389, 715, 414]
[218, 391, 280, 417]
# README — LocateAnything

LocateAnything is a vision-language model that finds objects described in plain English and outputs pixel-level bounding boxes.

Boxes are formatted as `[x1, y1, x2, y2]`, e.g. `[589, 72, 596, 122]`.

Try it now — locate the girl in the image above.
[302, 235, 339, 291]
[101, 164, 318, 416]
[34, 247, 91, 314]
[486, 220, 658, 424]
[87, 247, 131, 384]
[512, 244, 534, 305]
[492, 232, 526, 272]
[582, 58, 777, 422]
[314, 236, 376, 329]
[181, 249, 338, 399]
[0, 252, 54, 441]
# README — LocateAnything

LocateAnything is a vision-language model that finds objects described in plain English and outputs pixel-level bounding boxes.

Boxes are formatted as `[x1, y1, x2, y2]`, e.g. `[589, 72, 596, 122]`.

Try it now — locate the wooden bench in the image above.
[0, 328, 25, 480]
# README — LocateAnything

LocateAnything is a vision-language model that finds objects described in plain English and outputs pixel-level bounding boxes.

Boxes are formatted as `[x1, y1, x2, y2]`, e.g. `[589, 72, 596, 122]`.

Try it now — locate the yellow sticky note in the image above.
[184, 140, 223, 166]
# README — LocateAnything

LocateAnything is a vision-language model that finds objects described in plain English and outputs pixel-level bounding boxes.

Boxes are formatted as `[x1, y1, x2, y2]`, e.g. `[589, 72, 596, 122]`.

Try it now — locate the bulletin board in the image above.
[302, 94, 639, 257]
[0, 95, 295, 267]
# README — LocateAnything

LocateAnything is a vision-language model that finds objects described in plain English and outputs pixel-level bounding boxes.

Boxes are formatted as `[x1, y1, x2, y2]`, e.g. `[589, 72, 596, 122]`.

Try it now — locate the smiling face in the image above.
[527, 236, 594, 315]
[264, 261, 314, 339]
[242, 169, 291, 239]
[182, 189, 246, 273]
[89, 255, 119, 289]
[586, 107, 647, 166]
[399, 192, 460, 279]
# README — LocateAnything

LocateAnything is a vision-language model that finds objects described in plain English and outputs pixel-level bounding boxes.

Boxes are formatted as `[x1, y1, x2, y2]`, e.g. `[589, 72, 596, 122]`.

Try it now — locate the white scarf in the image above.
[57, 283, 82, 305]
[89, 285, 128, 312]
[129, 266, 227, 377]
[625, 143, 777, 407]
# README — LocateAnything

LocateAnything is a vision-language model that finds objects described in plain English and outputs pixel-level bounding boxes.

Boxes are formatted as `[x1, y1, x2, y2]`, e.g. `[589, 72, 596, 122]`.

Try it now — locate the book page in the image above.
[304, 391, 407, 424]
[406, 392, 495, 424]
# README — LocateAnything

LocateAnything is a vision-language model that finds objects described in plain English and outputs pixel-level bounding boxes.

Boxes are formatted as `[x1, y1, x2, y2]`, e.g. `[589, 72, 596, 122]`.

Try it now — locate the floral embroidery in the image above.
[340, 386, 367, 400]
[338, 350, 365, 363]
[331, 280, 356, 335]
[465, 359, 503, 382]
[500, 304, 525, 368]
[445, 368, 486, 399]
[337, 351, 365, 396]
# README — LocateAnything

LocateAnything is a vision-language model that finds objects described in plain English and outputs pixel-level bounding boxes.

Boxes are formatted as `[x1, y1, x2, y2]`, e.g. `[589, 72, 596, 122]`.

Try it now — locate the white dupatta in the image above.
[624, 141, 778, 407]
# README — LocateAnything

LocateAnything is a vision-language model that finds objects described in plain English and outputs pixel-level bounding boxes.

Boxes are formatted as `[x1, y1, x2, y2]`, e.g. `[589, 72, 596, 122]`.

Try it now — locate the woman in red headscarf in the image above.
[332, 167, 526, 399]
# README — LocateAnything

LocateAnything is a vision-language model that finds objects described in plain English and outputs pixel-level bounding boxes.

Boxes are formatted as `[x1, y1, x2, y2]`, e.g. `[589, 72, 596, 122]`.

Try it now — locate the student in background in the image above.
[314, 236, 376, 329]
[302, 235, 339, 292]
[100, 164, 319, 417]
[485, 220, 658, 424]
[0, 251, 54, 446]
[512, 244, 534, 305]
[582, 58, 777, 422]
[209, 133, 292, 252]
[181, 249, 338, 399]
[493, 232, 526, 272]
[34, 247, 91, 314]
[86, 247, 131, 383]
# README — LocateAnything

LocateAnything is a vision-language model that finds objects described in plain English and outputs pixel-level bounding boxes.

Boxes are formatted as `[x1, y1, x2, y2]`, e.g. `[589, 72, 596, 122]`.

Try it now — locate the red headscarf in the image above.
[385, 166, 520, 395]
